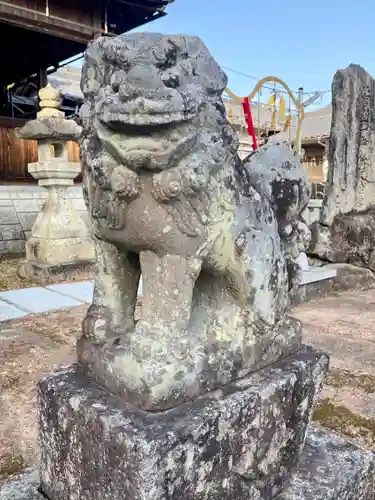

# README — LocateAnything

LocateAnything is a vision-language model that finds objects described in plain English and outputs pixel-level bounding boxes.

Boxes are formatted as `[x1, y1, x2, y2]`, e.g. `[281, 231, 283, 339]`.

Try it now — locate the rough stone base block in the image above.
[38, 348, 328, 500]
[275, 425, 375, 499]
[1, 426, 374, 500]
[18, 260, 94, 285]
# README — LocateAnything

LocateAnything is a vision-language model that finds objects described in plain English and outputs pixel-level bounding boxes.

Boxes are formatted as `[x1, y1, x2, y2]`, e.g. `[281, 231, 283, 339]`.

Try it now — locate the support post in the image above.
[296, 87, 304, 155]
[38, 68, 48, 90]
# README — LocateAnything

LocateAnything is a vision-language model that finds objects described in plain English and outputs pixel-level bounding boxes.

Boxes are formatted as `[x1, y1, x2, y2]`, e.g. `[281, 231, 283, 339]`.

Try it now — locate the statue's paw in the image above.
[82, 304, 111, 345]
[124, 320, 189, 362]
[152, 171, 182, 201]
[110, 166, 141, 201]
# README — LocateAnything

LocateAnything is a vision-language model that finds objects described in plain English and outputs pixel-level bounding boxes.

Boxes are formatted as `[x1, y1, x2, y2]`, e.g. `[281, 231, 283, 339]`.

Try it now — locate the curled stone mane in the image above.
[79, 34, 241, 239]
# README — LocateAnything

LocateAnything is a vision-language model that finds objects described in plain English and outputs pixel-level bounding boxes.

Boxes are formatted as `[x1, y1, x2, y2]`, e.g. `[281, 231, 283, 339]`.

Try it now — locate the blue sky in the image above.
[69, 0, 375, 108]
[127, 0, 375, 107]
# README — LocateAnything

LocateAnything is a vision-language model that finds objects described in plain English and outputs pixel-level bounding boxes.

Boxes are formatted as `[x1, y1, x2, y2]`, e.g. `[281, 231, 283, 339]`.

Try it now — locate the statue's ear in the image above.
[81, 38, 107, 98]
[182, 36, 227, 96]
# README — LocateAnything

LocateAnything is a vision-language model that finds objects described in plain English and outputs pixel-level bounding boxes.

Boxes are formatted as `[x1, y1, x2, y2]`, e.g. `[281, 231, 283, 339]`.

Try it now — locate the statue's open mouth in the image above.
[101, 109, 195, 127]
[96, 112, 198, 164]
[95, 91, 200, 164]
[98, 94, 198, 127]
[106, 120, 176, 136]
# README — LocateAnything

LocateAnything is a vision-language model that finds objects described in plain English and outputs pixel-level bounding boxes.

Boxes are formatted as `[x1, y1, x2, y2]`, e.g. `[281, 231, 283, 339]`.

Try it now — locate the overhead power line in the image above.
[221, 65, 331, 98]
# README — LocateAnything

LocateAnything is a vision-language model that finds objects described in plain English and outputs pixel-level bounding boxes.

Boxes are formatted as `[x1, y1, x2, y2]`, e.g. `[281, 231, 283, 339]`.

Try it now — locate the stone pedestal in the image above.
[16, 85, 94, 283]
[2, 424, 374, 500]
[38, 349, 328, 500]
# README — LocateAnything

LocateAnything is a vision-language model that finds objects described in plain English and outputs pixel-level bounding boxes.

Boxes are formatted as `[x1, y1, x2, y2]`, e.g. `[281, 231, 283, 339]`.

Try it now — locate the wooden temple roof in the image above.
[0, 0, 174, 87]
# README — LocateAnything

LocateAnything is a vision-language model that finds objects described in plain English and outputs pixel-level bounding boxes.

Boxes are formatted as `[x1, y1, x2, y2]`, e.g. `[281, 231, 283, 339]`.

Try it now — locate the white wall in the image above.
[0, 185, 88, 255]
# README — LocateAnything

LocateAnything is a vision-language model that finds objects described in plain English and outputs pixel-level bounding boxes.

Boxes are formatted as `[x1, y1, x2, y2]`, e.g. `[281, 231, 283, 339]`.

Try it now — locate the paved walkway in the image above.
[0, 281, 94, 321]
[0, 267, 332, 323]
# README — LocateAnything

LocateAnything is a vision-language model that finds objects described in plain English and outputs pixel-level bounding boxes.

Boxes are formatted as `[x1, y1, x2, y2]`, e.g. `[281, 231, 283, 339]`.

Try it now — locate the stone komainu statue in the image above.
[79, 33, 310, 411]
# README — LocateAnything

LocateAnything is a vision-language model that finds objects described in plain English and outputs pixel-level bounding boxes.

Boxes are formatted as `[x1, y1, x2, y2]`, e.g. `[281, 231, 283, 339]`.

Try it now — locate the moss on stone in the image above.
[313, 398, 375, 447]
[326, 368, 375, 394]
[0, 452, 25, 478]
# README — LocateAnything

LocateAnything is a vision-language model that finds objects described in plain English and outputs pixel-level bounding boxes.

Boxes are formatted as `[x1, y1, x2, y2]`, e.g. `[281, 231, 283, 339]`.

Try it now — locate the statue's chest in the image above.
[112, 191, 172, 249]
[92, 172, 206, 255]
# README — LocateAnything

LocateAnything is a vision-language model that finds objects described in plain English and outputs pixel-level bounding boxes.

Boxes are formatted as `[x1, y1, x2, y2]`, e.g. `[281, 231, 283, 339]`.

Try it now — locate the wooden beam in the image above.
[0, 116, 27, 128]
[0, 1, 113, 43]
[115, 0, 168, 12]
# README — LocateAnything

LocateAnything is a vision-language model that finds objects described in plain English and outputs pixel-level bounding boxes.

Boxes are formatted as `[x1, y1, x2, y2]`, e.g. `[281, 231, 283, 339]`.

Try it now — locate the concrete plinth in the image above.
[275, 425, 375, 499]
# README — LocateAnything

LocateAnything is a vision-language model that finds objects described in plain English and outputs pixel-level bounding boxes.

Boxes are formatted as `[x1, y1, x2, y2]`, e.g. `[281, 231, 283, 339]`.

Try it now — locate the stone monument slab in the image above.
[310, 64, 375, 275]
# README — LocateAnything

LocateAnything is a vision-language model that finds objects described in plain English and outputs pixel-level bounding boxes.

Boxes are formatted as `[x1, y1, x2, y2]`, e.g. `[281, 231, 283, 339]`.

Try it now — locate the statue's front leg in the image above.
[109, 251, 202, 409]
[81, 238, 140, 345]
[137, 251, 202, 336]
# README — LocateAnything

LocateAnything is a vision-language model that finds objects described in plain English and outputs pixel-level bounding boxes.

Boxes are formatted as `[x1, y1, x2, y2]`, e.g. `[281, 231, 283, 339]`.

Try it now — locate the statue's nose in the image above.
[126, 64, 161, 90]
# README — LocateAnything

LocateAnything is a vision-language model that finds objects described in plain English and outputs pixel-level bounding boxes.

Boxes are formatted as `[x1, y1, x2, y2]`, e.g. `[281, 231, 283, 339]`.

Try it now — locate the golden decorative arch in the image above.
[225, 76, 305, 152]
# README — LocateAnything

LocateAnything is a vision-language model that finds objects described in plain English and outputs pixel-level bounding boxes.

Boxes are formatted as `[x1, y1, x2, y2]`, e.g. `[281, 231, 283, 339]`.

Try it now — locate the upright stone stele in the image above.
[309, 65, 375, 269]
[34, 34, 374, 500]
[17, 84, 94, 282]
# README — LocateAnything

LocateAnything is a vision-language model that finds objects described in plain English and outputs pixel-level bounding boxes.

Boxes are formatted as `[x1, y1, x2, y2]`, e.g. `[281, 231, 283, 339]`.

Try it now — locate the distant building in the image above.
[224, 99, 331, 189]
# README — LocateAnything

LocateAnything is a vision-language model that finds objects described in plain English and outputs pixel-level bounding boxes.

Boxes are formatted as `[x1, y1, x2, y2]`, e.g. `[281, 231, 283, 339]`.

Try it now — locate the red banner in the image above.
[242, 96, 258, 151]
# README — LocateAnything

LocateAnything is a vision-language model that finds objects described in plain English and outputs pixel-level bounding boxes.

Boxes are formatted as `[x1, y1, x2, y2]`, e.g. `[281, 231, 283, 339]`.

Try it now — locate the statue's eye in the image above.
[110, 70, 127, 93]
[163, 73, 180, 89]
[153, 41, 178, 70]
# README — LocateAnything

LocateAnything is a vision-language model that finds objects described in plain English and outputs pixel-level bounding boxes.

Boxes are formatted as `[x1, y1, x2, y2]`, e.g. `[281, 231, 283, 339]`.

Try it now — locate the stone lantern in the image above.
[16, 84, 94, 282]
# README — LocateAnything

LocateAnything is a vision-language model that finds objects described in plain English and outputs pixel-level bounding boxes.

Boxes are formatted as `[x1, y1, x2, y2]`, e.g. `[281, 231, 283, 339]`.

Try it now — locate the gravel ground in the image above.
[291, 289, 375, 450]
[0, 305, 85, 477]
